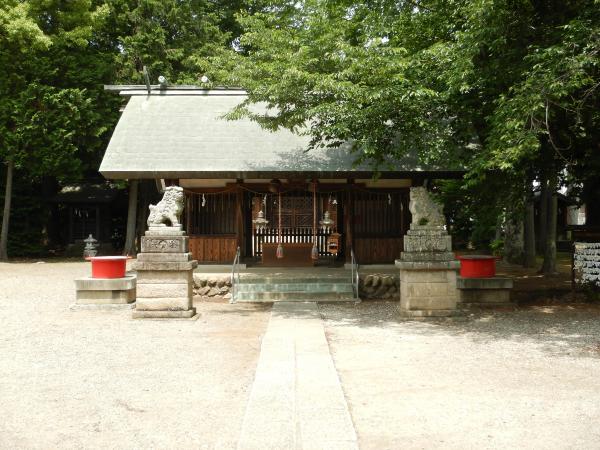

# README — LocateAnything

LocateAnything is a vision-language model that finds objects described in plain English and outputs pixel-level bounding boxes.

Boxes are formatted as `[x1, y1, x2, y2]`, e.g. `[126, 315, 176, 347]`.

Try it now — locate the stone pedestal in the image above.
[396, 225, 460, 318]
[75, 275, 136, 305]
[457, 276, 513, 307]
[132, 226, 198, 319]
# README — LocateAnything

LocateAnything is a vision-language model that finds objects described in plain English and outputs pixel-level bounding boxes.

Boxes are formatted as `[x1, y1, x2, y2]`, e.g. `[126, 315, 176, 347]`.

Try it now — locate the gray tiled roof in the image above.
[99, 89, 462, 179]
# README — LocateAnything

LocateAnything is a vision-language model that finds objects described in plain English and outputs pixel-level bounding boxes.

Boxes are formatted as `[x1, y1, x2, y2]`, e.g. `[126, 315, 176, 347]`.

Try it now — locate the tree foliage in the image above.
[208, 0, 599, 254]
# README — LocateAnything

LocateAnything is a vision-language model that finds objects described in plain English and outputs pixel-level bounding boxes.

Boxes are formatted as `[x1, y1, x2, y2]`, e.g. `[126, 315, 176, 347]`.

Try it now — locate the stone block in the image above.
[459, 290, 511, 304]
[456, 276, 513, 290]
[136, 252, 193, 263]
[137, 270, 192, 284]
[136, 282, 192, 298]
[132, 309, 197, 319]
[396, 260, 460, 271]
[132, 260, 197, 271]
[400, 270, 448, 283]
[409, 225, 446, 232]
[135, 296, 192, 311]
[399, 252, 455, 262]
[404, 235, 452, 253]
[148, 224, 182, 231]
[74, 275, 136, 305]
[141, 236, 189, 253]
[144, 229, 186, 237]
[74, 275, 136, 291]
[76, 288, 136, 304]
[406, 282, 454, 298]
[401, 295, 457, 311]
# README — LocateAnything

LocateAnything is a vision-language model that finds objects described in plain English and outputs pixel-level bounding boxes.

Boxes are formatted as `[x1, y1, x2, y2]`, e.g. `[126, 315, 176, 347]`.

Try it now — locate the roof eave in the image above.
[99, 169, 466, 180]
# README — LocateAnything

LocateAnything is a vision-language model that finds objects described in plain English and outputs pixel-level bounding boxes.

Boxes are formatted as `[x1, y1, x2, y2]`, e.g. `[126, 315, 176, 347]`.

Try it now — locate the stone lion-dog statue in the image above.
[409, 186, 445, 227]
[147, 185, 184, 228]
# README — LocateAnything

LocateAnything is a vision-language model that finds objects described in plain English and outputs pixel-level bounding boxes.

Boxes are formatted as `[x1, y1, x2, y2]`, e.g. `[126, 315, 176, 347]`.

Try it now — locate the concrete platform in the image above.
[74, 275, 136, 305]
[457, 276, 514, 306]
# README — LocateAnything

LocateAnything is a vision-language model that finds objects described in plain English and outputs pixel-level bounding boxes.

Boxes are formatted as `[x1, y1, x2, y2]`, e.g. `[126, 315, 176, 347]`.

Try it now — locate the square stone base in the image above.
[134, 263, 196, 319]
[75, 275, 136, 305]
[397, 263, 459, 318]
[457, 276, 513, 306]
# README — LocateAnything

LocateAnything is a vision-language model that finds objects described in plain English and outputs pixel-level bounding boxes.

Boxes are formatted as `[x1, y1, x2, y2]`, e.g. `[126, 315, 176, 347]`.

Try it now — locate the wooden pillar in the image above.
[345, 179, 354, 263]
[235, 180, 244, 256]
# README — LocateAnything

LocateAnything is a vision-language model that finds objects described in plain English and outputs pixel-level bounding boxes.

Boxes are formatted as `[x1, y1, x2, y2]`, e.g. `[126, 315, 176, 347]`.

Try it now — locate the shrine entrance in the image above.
[248, 189, 343, 266]
[182, 181, 410, 265]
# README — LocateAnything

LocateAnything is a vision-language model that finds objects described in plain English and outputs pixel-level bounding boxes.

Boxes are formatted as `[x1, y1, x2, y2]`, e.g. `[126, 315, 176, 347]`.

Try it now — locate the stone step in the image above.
[235, 290, 356, 302]
[236, 282, 354, 293]
[239, 276, 350, 285]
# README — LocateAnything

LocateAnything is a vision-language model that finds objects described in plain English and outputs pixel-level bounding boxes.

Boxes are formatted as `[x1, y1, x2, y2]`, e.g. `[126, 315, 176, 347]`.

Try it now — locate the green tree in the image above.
[209, 0, 600, 273]
[0, 0, 111, 260]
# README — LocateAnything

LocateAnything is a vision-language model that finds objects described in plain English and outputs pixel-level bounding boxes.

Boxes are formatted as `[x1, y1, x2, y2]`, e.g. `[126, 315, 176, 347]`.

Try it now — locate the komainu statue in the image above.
[147, 186, 184, 228]
[409, 186, 445, 227]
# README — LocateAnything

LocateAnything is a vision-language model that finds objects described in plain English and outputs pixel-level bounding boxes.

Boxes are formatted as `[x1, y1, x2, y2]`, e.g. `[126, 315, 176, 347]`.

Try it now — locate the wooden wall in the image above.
[189, 235, 237, 263]
[354, 237, 404, 264]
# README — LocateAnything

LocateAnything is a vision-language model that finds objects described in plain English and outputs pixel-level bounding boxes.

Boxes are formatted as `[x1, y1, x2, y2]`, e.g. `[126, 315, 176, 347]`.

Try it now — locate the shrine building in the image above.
[100, 86, 462, 266]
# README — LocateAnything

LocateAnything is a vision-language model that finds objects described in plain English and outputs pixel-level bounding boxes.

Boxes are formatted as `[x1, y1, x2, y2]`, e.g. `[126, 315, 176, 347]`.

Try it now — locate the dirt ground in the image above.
[320, 301, 600, 450]
[2, 259, 600, 449]
[0, 261, 270, 449]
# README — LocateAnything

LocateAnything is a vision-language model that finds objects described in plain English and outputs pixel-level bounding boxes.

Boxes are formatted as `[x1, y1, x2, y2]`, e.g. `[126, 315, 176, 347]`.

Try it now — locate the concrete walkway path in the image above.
[238, 302, 358, 450]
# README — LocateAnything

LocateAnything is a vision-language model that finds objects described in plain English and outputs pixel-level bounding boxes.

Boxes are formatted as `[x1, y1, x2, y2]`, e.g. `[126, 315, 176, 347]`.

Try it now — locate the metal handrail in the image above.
[230, 246, 241, 304]
[350, 248, 360, 301]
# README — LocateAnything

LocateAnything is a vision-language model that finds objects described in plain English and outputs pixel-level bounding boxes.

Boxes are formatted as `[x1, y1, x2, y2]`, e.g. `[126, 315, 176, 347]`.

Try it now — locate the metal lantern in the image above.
[319, 211, 335, 232]
[252, 210, 269, 230]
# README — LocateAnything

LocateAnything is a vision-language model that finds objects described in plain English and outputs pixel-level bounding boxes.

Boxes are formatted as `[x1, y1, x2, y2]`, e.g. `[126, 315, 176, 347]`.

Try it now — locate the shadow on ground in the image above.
[317, 300, 600, 358]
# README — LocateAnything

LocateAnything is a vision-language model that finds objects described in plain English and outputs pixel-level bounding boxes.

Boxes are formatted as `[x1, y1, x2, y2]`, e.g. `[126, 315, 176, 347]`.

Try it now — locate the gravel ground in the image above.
[0, 261, 270, 449]
[319, 301, 600, 450]
[3, 261, 600, 449]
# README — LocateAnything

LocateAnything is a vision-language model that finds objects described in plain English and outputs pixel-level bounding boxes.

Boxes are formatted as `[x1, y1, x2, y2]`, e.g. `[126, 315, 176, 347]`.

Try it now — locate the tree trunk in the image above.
[538, 174, 548, 253]
[541, 174, 558, 275]
[503, 208, 524, 264]
[0, 159, 14, 261]
[123, 179, 139, 256]
[523, 193, 536, 268]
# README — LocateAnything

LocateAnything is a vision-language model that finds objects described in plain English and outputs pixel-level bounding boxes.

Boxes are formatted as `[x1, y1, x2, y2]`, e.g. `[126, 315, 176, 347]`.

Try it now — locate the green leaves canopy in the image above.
[210, 0, 600, 185]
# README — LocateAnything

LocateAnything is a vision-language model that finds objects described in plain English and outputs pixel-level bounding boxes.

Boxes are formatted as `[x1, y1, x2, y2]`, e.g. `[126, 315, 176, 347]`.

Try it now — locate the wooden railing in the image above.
[252, 227, 333, 258]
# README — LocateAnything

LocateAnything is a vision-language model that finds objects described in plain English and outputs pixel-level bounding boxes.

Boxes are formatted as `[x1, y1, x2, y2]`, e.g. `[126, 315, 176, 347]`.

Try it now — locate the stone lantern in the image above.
[83, 234, 99, 258]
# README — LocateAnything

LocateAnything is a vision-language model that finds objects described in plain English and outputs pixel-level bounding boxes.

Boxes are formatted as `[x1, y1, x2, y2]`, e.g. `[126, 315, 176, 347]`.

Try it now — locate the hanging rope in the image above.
[276, 191, 284, 259]
[311, 181, 319, 260]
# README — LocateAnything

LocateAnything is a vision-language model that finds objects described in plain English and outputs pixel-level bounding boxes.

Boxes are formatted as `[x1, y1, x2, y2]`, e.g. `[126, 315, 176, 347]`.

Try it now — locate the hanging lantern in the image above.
[252, 210, 269, 230]
[319, 211, 335, 232]
[276, 242, 284, 259]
